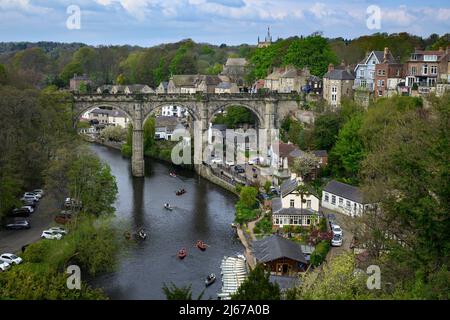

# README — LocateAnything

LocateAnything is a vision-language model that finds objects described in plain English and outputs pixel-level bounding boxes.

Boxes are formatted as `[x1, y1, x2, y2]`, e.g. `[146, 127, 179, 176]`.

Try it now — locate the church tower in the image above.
[258, 26, 273, 48]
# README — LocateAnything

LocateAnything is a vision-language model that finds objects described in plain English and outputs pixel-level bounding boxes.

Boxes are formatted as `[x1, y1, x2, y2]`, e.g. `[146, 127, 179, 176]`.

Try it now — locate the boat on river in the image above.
[164, 203, 173, 211]
[178, 248, 187, 259]
[176, 189, 186, 196]
[196, 240, 208, 251]
[169, 172, 177, 178]
[205, 273, 216, 286]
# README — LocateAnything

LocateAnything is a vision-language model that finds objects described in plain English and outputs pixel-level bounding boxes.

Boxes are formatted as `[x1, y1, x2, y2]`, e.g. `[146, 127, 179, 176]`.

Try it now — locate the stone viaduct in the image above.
[73, 93, 303, 177]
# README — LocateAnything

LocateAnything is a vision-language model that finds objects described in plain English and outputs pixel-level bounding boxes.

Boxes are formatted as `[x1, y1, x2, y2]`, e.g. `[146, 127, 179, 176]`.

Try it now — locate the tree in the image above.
[283, 35, 338, 77]
[312, 112, 342, 151]
[60, 61, 83, 84]
[0, 64, 7, 85]
[291, 154, 319, 181]
[143, 117, 156, 154]
[162, 283, 204, 300]
[231, 264, 280, 300]
[330, 114, 365, 183]
[239, 186, 258, 209]
[116, 74, 125, 85]
[100, 126, 127, 142]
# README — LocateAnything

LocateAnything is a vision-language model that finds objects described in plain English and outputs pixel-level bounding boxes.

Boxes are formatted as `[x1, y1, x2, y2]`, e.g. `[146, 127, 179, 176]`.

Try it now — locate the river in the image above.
[89, 144, 243, 300]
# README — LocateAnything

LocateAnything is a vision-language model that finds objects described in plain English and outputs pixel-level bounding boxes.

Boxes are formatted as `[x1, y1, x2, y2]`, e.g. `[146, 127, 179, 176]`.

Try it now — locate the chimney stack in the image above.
[328, 63, 334, 73]
[383, 47, 389, 62]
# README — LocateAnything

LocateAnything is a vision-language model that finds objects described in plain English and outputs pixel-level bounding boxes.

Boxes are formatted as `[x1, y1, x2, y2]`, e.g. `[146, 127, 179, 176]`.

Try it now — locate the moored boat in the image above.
[205, 273, 216, 286]
[196, 240, 207, 251]
[178, 248, 187, 259]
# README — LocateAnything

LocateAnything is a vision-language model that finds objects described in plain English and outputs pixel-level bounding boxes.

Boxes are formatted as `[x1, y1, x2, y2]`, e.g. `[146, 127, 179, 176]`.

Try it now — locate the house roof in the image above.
[90, 108, 127, 118]
[323, 180, 364, 203]
[217, 82, 232, 89]
[323, 69, 355, 80]
[253, 235, 308, 264]
[281, 67, 309, 79]
[159, 81, 168, 89]
[272, 198, 319, 216]
[126, 84, 153, 92]
[155, 116, 180, 128]
[280, 179, 298, 197]
[279, 142, 298, 158]
[312, 150, 328, 157]
[198, 75, 222, 86]
[171, 75, 198, 87]
[225, 58, 247, 66]
[71, 74, 90, 81]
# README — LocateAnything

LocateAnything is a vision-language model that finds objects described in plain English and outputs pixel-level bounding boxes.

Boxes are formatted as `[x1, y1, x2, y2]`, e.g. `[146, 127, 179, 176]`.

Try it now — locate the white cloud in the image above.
[0, 0, 49, 14]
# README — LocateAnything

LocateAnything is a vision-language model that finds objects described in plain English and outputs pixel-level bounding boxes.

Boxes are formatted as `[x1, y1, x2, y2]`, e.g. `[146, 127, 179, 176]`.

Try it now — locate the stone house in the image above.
[156, 82, 168, 94]
[167, 75, 197, 94]
[70, 74, 92, 92]
[125, 84, 154, 94]
[215, 82, 240, 94]
[322, 64, 355, 107]
[264, 68, 284, 92]
[221, 58, 248, 88]
[278, 66, 311, 93]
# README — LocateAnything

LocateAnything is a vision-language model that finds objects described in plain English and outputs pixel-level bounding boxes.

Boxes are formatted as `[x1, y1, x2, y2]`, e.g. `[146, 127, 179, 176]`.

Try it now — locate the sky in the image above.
[0, 0, 449, 47]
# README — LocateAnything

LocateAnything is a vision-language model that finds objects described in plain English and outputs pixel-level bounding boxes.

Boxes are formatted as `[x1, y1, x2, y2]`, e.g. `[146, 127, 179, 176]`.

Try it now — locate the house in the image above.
[167, 75, 197, 94]
[405, 47, 450, 94]
[311, 150, 328, 167]
[304, 75, 323, 95]
[110, 85, 126, 94]
[156, 81, 168, 94]
[322, 64, 355, 107]
[373, 48, 404, 98]
[271, 178, 321, 229]
[253, 235, 308, 275]
[221, 58, 248, 88]
[251, 79, 265, 93]
[125, 84, 154, 94]
[278, 66, 311, 93]
[70, 74, 92, 92]
[107, 109, 129, 128]
[271, 142, 298, 174]
[264, 68, 284, 92]
[354, 49, 395, 92]
[195, 75, 222, 93]
[321, 180, 368, 217]
[257, 26, 273, 48]
[155, 116, 180, 140]
[88, 108, 110, 125]
[161, 105, 188, 118]
[215, 82, 240, 94]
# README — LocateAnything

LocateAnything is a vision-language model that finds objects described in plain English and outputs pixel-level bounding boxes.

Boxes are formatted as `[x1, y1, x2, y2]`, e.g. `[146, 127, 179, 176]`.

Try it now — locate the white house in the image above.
[107, 110, 129, 128]
[321, 180, 368, 217]
[272, 178, 321, 228]
[161, 105, 188, 118]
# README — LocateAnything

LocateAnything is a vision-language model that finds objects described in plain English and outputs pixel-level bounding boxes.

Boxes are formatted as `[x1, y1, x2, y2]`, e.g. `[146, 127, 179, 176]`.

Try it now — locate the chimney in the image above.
[328, 63, 334, 73]
[383, 47, 389, 62]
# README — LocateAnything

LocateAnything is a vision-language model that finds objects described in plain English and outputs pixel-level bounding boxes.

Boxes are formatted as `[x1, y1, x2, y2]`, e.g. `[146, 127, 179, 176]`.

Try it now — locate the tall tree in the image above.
[231, 264, 281, 300]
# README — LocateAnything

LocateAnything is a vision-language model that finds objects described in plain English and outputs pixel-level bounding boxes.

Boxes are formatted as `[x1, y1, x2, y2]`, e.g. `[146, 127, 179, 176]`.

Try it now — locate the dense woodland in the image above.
[0, 32, 448, 89]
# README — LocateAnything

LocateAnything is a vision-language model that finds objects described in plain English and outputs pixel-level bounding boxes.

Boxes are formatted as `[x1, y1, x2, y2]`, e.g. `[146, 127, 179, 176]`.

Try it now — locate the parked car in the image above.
[331, 234, 343, 247]
[0, 260, 11, 272]
[48, 227, 67, 235]
[0, 253, 23, 265]
[210, 158, 223, 165]
[41, 230, 63, 240]
[234, 165, 245, 173]
[24, 192, 41, 200]
[21, 194, 39, 202]
[22, 200, 37, 208]
[331, 224, 343, 237]
[64, 198, 82, 209]
[33, 189, 44, 197]
[10, 208, 31, 217]
[21, 205, 34, 213]
[225, 160, 235, 166]
[270, 186, 280, 196]
[5, 220, 30, 230]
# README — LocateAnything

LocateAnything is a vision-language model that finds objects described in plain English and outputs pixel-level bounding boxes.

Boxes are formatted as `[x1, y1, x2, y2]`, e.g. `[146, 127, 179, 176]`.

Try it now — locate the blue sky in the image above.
[0, 0, 449, 46]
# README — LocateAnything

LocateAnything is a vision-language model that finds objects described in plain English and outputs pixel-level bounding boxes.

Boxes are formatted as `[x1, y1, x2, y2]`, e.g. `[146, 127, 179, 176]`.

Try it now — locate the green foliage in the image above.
[312, 112, 342, 150]
[0, 63, 7, 85]
[283, 35, 338, 77]
[263, 180, 272, 194]
[162, 283, 204, 300]
[235, 186, 259, 224]
[309, 240, 331, 267]
[60, 61, 83, 84]
[239, 186, 258, 208]
[100, 126, 127, 142]
[116, 73, 125, 85]
[143, 117, 156, 153]
[206, 63, 223, 75]
[254, 215, 273, 235]
[212, 106, 257, 128]
[67, 149, 118, 216]
[329, 114, 365, 183]
[231, 264, 281, 300]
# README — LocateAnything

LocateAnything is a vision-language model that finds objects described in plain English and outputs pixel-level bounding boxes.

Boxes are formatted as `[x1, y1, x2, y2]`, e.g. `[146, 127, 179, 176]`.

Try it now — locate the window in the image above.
[381, 80, 385, 87]
[331, 195, 336, 205]
[359, 70, 364, 77]
[324, 193, 329, 202]
[423, 64, 428, 75]
[306, 200, 311, 208]
[431, 66, 438, 75]
[290, 199, 295, 207]
[382, 70, 386, 76]
[360, 80, 367, 88]
[377, 80, 381, 87]
[339, 198, 343, 207]
[275, 218, 279, 225]
[346, 201, 351, 209]
[411, 66, 417, 75]
[377, 69, 382, 76]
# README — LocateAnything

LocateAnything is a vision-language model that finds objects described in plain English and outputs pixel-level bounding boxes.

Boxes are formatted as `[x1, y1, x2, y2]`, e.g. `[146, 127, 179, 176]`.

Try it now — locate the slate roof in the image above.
[217, 82, 232, 89]
[253, 235, 308, 264]
[279, 142, 298, 158]
[159, 82, 168, 89]
[312, 150, 328, 157]
[280, 179, 298, 197]
[323, 69, 355, 80]
[272, 198, 319, 217]
[171, 75, 197, 87]
[323, 180, 364, 203]
[90, 108, 127, 118]
[126, 84, 153, 93]
[155, 116, 180, 129]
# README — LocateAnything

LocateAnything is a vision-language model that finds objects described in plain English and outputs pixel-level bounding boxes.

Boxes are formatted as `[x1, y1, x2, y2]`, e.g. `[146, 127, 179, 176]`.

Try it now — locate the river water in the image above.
[89, 144, 242, 300]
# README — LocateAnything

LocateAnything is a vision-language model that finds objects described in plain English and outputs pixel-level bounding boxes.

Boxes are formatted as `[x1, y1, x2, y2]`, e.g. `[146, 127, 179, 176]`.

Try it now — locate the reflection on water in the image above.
[90, 144, 242, 300]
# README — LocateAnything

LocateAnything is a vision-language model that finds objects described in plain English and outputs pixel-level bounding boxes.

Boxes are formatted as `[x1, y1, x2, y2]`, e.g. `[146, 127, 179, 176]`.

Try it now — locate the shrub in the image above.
[121, 144, 132, 158]
[254, 216, 273, 235]
[310, 240, 331, 267]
